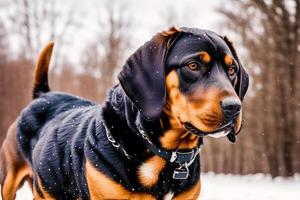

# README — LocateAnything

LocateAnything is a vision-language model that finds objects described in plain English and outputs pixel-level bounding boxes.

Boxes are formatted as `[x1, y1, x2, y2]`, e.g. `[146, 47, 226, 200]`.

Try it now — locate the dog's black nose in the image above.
[221, 98, 241, 121]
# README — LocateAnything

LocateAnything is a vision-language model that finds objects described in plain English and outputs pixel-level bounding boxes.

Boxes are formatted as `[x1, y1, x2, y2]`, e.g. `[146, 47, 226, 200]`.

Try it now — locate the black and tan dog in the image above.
[0, 27, 249, 200]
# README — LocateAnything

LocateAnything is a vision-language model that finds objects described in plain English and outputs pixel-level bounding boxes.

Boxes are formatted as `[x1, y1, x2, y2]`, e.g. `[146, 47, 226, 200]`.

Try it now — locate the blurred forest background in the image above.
[0, 0, 299, 177]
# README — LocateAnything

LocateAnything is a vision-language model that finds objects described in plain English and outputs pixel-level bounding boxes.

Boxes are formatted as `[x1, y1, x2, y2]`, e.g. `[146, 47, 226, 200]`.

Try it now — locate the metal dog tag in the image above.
[172, 165, 189, 179]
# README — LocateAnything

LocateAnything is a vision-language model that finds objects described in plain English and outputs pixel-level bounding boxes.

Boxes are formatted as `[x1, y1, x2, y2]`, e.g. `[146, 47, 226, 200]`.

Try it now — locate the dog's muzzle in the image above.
[183, 121, 234, 137]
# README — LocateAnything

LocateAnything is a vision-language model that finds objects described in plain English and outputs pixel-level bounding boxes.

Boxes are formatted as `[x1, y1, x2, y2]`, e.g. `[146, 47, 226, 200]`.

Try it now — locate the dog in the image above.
[0, 27, 249, 200]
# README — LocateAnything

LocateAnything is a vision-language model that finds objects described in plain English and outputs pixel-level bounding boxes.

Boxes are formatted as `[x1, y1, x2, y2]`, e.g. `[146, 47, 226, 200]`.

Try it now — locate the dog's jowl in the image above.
[0, 27, 249, 200]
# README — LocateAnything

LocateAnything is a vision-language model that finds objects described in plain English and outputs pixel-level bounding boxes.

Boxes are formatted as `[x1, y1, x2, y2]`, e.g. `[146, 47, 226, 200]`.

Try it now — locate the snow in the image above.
[13, 173, 300, 200]
[200, 173, 300, 200]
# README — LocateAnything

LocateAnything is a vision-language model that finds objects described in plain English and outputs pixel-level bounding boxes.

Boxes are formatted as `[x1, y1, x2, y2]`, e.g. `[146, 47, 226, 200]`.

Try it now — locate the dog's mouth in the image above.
[182, 121, 234, 138]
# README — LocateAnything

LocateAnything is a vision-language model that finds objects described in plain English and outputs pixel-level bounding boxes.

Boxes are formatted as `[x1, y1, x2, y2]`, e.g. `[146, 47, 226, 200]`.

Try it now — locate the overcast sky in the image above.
[78, 0, 223, 45]
[0, 0, 224, 66]
[76, 0, 224, 65]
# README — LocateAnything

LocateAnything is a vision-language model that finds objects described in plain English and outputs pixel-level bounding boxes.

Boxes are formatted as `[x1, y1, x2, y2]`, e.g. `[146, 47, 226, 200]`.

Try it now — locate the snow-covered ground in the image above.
[200, 173, 300, 200]
[14, 173, 300, 200]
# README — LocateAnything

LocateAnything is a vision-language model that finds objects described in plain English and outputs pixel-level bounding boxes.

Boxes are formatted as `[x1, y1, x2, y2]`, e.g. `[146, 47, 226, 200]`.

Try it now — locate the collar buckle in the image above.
[173, 162, 189, 179]
[170, 149, 197, 163]
[175, 150, 195, 163]
[136, 124, 201, 179]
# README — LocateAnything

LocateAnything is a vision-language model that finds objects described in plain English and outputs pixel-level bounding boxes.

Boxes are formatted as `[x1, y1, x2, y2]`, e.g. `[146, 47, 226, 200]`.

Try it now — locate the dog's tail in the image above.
[32, 42, 54, 99]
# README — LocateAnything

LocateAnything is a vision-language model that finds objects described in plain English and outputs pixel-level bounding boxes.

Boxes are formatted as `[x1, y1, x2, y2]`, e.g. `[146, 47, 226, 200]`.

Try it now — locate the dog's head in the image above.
[118, 27, 249, 140]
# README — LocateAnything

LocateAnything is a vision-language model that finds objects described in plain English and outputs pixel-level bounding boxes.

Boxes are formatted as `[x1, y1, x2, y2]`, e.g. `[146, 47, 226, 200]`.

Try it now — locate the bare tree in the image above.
[0, 20, 8, 64]
[5, 0, 79, 65]
[81, 0, 132, 101]
[0, 0, 80, 145]
[0, 19, 9, 145]
[209, 0, 300, 177]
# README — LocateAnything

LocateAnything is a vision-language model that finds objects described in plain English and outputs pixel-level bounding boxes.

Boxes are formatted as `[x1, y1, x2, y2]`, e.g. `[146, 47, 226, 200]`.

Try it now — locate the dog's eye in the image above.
[228, 67, 236, 76]
[187, 62, 200, 70]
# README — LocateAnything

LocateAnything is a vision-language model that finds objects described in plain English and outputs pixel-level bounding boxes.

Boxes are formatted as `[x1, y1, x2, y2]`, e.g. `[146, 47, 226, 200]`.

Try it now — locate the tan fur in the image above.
[87, 156, 200, 199]
[86, 160, 156, 200]
[137, 155, 166, 187]
[199, 51, 211, 64]
[0, 43, 54, 199]
[33, 42, 54, 86]
[160, 26, 181, 37]
[33, 177, 56, 200]
[161, 70, 243, 150]
[235, 109, 242, 134]
[224, 54, 233, 67]
[0, 120, 33, 200]
[160, 129, 199, 150]
[164, 70, 225, 132]
[0, 37, 243, 200]
[164, 70, 189, 129]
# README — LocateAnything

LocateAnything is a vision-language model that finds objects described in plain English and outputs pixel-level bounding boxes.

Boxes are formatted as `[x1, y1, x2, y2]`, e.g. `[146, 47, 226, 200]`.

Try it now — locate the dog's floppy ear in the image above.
[118, 27, 181, 121]
[224, 36, 249, 101]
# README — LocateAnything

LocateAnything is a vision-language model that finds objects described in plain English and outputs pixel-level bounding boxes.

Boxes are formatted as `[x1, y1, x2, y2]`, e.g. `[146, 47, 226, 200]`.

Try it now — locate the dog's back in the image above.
[17, 91, 99, 199]
[17, 92, 96, 162]
[0, 42, 55, 200]
[0, 42, 101, 199]
[0, 42, 98, 199]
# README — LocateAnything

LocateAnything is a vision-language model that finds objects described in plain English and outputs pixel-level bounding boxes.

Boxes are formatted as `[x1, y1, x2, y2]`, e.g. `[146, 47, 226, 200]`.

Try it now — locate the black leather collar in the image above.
[102, 120, 202, 179]
[136, 125, 201, 164]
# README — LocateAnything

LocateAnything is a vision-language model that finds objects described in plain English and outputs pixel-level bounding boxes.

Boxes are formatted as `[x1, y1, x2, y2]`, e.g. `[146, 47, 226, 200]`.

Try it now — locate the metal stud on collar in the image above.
[137, 125, 154, 145]
[103, 121, 133, 160]
[170, 151, 177, 162]
[136, 125, 202, 180]
[104, 121, 202, 180]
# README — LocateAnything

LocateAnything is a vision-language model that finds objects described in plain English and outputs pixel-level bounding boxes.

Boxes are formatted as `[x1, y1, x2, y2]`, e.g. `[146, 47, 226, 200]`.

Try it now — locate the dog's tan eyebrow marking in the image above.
[198, 51, 211, 64]
[224, 54, 233, 67]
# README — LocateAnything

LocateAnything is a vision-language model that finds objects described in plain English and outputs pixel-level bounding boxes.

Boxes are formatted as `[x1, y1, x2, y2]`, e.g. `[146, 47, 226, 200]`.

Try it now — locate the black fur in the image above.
[166, 28, 249, 99]
[32, 74, 50, 99]
[223, 36, 249, 100]
[118, 30, 180, 121]
[17, 87, 199, 200]
[16, 27, 248, 200]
